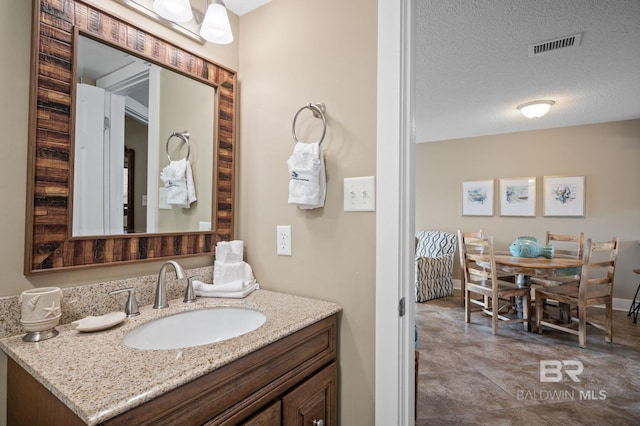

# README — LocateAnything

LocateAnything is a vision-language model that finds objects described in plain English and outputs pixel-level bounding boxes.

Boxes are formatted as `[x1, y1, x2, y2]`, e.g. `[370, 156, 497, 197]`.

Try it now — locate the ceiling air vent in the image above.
[528, 33, 582, 57]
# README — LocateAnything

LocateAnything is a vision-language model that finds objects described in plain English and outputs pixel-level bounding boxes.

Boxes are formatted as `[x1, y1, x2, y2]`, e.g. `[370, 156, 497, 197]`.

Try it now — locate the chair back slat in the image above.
[546, 232, 584, 259]
[579, 237, 619, 297]
[458, 232, 498, 291]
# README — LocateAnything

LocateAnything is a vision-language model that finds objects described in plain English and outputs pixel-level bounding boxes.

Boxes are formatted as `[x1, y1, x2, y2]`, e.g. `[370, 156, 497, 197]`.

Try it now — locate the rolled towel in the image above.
[192, 279, 259, 298]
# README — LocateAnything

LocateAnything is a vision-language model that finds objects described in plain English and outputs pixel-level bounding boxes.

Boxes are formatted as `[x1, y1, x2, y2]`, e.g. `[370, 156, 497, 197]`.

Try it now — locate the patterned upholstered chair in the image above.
[415, 230, 457, 302]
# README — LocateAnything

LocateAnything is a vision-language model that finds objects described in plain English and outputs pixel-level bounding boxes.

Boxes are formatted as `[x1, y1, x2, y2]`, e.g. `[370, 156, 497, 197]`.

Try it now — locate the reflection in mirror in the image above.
[26, 0, 236, 273]
[73, 35, 214, 237]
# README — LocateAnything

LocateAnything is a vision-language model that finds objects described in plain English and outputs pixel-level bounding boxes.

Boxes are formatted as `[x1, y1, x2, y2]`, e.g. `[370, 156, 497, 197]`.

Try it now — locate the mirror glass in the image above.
[73, 35, 214, 237]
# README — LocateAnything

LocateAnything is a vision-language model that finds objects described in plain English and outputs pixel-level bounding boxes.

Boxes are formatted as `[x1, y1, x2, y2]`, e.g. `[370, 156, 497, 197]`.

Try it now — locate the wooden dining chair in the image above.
[457, 229, 483, 306]
[458, 232, 531, 335]
[530, 232, 585, 287]
[530, 232, 584, 322]
[535, 237, 619, 348]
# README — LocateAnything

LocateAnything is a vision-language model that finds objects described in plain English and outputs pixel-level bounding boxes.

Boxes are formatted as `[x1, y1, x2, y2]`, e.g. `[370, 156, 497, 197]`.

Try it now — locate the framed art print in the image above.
[543, 176, 586, 217]
[499, 177, 536, 217]
[462, 180, 494, 216]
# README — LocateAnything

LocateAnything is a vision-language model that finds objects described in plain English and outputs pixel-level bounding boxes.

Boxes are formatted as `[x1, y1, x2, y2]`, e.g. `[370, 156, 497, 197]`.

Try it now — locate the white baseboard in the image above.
[451, 279, 633, 312]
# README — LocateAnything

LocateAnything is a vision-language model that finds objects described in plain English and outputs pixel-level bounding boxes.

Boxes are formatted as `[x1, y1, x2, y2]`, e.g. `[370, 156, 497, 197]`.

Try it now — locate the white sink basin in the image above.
[123, 308, 266, 350]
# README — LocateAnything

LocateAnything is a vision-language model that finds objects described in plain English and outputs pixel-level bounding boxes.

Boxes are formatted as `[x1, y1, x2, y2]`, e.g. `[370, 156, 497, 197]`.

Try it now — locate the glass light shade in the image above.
[200, 2, 234, 44]
[517, 100, 555, 119]
[153, 0, 193, 23]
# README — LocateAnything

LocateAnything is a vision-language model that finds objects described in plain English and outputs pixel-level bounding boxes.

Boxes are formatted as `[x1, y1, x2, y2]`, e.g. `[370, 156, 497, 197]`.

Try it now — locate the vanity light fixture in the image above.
[517, 100, 555, 119]
[200, 0, 234, 44]
[152, 0, 194, 23]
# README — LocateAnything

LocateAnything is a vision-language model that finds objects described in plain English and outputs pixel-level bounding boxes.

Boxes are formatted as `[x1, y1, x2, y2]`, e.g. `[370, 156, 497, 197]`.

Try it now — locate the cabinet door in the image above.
[282, 363, 337, 426]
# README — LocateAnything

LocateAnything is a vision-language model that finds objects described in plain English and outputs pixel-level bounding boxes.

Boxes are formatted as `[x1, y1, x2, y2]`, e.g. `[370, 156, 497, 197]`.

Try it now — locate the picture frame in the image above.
[543, 176, 586, 217]
[499, 177, 536, 217]
[462, 179, 494, 216]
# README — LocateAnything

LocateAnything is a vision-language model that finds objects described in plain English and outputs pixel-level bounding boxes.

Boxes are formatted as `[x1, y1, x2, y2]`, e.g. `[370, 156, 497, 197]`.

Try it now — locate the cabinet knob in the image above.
[312, 420, 324, 426]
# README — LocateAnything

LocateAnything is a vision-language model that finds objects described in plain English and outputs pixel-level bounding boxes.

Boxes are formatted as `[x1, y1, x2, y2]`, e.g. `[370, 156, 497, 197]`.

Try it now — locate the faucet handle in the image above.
[109, 287, 140, 317]
[183, 277, 197, 304]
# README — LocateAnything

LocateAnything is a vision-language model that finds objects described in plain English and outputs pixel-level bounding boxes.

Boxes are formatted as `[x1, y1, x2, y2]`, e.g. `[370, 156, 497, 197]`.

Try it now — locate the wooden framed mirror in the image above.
[25, 0, 236, 274]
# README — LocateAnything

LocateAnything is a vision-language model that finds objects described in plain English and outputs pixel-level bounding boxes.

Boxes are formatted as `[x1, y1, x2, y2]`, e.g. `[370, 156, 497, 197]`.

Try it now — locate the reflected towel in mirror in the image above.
[160, 159, 197, 208]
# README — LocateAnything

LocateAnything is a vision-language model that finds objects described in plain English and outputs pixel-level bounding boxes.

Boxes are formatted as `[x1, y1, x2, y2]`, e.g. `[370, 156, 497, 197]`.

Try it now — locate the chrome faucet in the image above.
[109, 287, 140, 317]
[153, 260, 186, 309]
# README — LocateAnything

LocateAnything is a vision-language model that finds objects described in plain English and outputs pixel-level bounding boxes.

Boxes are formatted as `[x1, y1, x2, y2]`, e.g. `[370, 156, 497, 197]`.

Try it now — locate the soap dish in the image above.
[72, 312, 127, 332]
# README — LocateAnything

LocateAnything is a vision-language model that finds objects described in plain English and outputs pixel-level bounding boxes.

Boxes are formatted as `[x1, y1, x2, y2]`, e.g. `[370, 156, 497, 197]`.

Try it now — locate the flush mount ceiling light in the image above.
[517, 100, 555, 119]
[200, 0, 234, 44]
[153, 0, 194, 23]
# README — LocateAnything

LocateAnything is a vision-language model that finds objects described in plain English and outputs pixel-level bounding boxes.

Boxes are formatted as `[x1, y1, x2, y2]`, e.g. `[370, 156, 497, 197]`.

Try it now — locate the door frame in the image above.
[376, 0, 415, 424]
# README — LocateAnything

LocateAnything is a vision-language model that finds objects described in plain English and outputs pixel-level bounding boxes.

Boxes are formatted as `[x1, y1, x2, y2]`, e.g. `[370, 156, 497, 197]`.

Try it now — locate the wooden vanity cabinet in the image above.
[281, 362, 336, 426]
[7, 315, 337, 426]
[238, 361, 336, 426]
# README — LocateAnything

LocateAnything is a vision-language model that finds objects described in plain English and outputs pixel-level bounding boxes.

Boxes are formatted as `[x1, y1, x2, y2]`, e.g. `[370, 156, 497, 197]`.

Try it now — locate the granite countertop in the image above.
[0, 289, 341, 425]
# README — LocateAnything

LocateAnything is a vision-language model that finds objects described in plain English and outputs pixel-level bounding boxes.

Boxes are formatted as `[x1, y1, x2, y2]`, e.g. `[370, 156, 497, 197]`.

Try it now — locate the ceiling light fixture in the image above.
[152, 0, 194, 23]
[200, 0, 234, 44]
[152, 0, 233, 44]
[517, 100, 555, 119]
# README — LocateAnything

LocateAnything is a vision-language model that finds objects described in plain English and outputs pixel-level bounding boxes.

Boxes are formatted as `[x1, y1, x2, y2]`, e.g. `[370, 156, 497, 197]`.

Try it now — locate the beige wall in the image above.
[416, 119, 640, 300]
[1, 0, 377, 425]
[238, 0, 377, 424]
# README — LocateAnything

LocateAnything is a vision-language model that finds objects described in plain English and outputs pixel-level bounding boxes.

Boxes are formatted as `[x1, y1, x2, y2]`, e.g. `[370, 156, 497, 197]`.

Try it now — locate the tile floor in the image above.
[415, 291, 640, 425]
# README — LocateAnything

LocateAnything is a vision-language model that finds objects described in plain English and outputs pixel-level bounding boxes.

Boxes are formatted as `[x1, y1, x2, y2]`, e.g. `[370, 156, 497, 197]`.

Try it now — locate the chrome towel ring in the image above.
[292, 102, 327, 145]
[166, 131, 190, 162]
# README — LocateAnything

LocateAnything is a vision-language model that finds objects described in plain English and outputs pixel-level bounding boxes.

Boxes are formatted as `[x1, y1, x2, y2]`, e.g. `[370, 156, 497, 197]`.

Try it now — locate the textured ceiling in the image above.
[414, 0, 640, 143]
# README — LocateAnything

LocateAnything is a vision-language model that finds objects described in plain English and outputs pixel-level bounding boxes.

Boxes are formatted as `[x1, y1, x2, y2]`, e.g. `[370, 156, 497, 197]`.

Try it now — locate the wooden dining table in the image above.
[491, 254, 583, 287]
[477, 254, 584, 329]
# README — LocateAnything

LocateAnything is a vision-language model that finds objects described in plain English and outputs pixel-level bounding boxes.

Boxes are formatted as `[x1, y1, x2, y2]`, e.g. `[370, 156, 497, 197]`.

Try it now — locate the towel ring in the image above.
[166, 131, 190, 162]
[292, 103, 327, 146]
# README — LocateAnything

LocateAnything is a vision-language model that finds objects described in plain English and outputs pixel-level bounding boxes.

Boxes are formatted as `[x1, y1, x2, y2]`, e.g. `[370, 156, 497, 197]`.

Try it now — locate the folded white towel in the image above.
[160, 159, 197, 208]
[214, 260, 255, 286]
[192, 279, 259, 298]
[218, 252, 242, 263]
[215, 240, 245, 263]
[287, 142, 326, 209]
[229, 240, 244, 256]
[215, 241, 232, 260]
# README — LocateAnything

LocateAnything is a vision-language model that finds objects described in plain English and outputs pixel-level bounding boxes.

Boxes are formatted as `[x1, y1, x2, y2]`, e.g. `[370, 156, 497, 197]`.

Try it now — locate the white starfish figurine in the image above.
[43, 301, 61, 318]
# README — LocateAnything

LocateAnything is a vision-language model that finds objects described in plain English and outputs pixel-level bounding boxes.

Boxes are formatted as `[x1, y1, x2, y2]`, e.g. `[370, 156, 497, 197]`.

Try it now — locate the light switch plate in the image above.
[344, 176, 376, 212]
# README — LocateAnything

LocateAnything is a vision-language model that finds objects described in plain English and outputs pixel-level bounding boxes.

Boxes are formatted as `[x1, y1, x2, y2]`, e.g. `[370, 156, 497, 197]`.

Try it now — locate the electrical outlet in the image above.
[277, 225, 292, 256]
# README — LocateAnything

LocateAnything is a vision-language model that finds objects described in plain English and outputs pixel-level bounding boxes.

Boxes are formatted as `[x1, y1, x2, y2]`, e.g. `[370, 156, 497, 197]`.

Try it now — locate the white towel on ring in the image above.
[287, 142, 326, 209]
